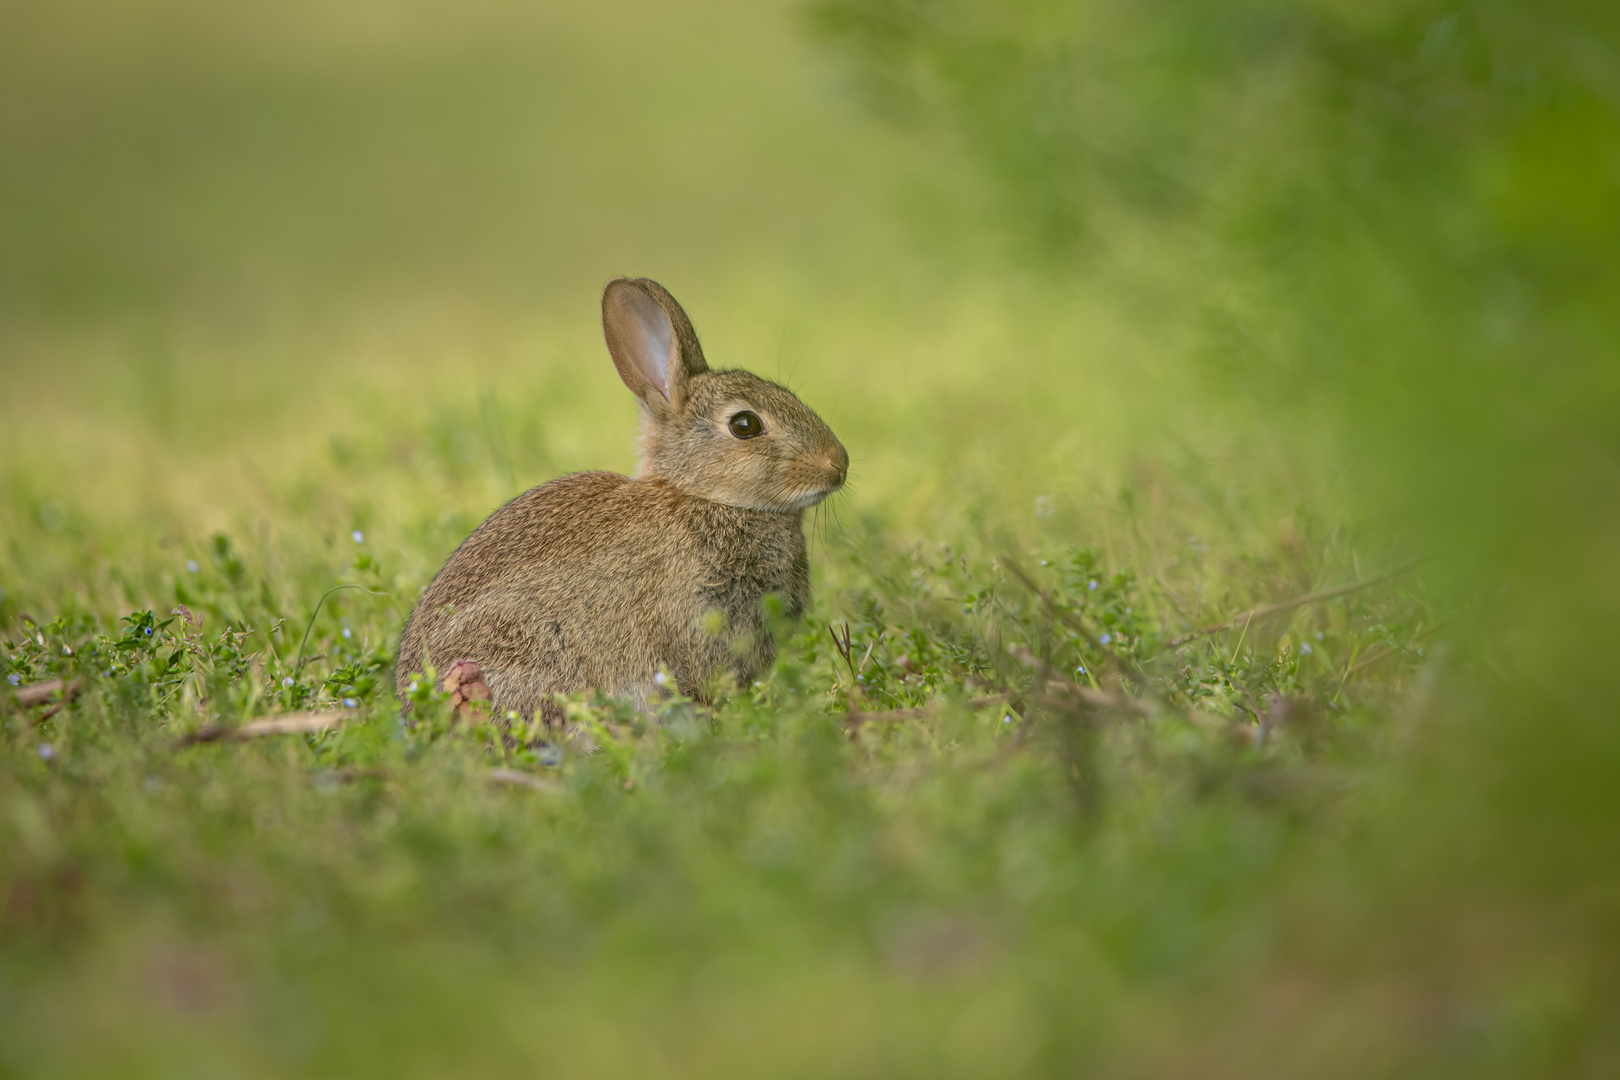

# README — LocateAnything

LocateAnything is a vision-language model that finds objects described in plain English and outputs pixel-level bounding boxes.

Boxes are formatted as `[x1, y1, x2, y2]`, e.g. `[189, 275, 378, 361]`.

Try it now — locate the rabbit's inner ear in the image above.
[604, 281, 677, 403]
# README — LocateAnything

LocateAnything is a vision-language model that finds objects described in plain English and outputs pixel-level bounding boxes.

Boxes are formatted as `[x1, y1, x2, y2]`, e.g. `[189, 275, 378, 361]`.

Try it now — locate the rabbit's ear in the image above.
[602, 278, 708, 408]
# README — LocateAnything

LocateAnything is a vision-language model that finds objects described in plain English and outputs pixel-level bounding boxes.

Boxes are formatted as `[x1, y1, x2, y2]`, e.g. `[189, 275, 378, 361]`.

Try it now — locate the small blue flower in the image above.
[144, 626, 153, 637]
[1099, 633, 1112, 645]
[1316, 632, 1324, 641]
[1075, 665, 1086, 675]
[1299, 642, 1312, 655]
[1002, 714, 1013, 725]
[342, 698, 358, 708]
[38, 743, 53, 760]
[1088, 580, 1098, 591]
[341, 627, 352, 639]
[282, 677, 294, 688]
[187, 559, 199, 574]
[653, 671, 668, 687]
[6, 674, 18, 686]
[351, 530, 364, 544]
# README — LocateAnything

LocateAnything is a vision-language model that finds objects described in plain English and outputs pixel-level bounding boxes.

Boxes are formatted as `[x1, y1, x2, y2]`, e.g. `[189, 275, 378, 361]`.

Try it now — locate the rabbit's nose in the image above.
[825, 445, 849, 485]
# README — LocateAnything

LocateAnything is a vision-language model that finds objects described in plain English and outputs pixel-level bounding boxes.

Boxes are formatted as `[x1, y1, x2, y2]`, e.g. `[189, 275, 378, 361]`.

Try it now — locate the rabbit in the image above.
[395, 277, 849, 723]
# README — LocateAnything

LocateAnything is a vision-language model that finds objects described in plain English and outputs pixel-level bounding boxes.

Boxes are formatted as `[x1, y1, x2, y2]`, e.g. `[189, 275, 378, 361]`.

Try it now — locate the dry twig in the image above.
[1165, 554, 1429, 648]
[12, 678, 82, 711]
[180, 711, 348, 746]
[1000, 559, 1104, 650]
[487, 768, 563, 793]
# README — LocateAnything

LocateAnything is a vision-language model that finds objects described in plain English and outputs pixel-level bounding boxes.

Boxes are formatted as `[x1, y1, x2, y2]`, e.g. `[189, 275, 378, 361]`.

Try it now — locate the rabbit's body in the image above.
[396, 470, 808, 717]
[396, 279, 845, 720]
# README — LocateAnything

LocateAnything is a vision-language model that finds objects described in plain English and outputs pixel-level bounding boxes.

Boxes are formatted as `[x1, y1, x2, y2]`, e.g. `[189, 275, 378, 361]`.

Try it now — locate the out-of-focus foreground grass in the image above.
[2, 1, 1617, 1076]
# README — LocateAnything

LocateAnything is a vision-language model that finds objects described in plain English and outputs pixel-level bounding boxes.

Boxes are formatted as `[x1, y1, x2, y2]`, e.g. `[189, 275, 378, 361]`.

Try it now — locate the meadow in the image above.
[2, 1, 1617, 1076]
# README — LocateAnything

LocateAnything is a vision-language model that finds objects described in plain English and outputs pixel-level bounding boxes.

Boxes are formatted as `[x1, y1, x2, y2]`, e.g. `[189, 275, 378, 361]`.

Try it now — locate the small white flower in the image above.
[653, 671, 668, 687]
[187, 559, 199, 574]
[408, 681, 419, 693]
[352, 530, 364, 544]
[38, 743, 53, 760]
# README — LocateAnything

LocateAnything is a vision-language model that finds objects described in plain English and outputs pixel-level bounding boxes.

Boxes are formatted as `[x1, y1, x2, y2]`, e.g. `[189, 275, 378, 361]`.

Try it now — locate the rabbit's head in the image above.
[602, 278, 848, 513]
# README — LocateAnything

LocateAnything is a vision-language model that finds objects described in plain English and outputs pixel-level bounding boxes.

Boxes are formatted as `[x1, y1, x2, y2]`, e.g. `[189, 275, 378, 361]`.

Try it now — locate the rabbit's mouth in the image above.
[784, 482, 842, 511]
[781, 462, 847, 511]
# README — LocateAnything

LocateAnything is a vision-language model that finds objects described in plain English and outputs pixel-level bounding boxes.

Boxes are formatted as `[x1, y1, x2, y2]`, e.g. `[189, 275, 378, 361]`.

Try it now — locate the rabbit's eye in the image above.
[728, 411, 764, 439]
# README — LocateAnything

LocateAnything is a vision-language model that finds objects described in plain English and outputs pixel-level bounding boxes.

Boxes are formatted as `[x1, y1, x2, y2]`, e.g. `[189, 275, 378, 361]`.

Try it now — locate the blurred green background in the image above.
[2, 0, 1617, 1076]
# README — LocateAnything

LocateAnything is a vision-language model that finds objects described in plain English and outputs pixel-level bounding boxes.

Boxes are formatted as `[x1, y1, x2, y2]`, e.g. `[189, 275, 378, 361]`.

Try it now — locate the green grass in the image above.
[1, 497, 1439, 1077]
[3, 0, 1618, 1076]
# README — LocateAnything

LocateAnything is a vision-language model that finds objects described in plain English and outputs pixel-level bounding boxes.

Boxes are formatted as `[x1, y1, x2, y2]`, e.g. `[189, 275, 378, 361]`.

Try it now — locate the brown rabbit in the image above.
[396, 278, 848, 721]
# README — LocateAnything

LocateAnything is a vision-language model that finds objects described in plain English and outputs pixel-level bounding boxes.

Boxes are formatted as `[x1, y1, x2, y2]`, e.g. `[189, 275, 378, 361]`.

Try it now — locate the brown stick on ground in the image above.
[180, 711, 348, 746]
[12, 678, 82, 710]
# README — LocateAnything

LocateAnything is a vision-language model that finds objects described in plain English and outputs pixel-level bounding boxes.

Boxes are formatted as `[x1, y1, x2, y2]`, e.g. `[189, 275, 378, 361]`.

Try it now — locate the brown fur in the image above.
[396, 278, 847, 720]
